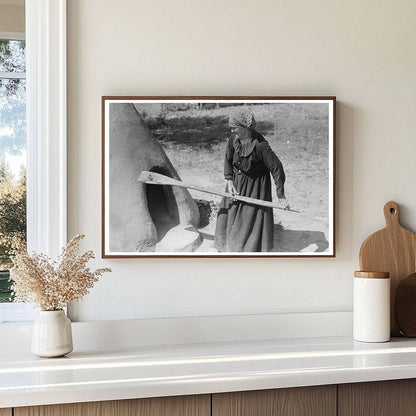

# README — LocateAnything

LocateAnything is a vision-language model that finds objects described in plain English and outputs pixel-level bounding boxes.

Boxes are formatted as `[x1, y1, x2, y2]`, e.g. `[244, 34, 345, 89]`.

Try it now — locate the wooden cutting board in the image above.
[359, 201, 416, 336]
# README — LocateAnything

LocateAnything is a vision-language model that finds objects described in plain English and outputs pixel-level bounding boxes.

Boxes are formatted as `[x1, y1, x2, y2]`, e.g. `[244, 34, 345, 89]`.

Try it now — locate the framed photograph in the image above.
[102, 96, 336, 258]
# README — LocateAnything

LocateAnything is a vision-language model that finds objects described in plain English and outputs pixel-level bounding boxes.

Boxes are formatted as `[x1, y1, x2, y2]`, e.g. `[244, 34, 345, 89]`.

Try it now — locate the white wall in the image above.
[67, 0, 416, 322]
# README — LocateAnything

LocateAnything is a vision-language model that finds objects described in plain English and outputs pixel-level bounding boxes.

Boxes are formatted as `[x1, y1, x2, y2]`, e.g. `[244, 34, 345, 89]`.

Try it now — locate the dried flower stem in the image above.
[10, 234, 111, 310]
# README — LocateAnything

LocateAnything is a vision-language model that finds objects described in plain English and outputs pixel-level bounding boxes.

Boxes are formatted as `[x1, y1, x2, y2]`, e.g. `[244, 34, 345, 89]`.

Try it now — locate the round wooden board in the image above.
[395, 273, 416, 337]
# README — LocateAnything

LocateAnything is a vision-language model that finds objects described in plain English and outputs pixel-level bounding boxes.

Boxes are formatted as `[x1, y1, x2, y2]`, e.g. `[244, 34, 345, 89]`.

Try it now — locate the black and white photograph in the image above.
[102, 97, 335, 257]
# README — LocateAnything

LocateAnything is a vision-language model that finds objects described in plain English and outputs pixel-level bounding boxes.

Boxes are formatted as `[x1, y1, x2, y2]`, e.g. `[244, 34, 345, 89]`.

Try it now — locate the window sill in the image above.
[0, 303, 35, 324]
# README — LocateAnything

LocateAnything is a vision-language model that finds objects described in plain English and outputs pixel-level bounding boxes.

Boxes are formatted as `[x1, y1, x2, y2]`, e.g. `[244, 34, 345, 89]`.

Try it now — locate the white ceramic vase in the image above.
[31, 310, 73, 357]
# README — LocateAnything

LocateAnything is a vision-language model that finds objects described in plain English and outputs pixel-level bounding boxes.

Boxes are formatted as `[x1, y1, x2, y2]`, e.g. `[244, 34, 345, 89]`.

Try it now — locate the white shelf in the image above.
[2, 335, 416, 408]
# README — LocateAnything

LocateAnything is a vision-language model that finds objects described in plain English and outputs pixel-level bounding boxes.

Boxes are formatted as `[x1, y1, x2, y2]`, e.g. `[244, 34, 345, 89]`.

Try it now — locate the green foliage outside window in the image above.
[0, 160, 26, 302]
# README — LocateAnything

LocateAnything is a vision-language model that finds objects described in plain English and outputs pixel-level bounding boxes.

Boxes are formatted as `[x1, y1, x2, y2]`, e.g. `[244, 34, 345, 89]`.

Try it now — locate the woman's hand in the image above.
[278, 197, 290, 210]
[226, 180, 238, 196]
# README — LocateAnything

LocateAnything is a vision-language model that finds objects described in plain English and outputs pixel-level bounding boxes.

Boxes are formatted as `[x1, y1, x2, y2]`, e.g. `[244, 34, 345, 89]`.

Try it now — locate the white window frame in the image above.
[0, 0, 67, 323]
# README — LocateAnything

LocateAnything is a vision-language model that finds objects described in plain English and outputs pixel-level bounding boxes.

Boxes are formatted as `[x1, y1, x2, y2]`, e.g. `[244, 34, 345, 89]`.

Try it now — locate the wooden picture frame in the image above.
[102, 96, 336, 258]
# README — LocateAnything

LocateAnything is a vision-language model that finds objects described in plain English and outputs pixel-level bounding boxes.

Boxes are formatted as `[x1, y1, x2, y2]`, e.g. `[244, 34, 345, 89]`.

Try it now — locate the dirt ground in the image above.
[138, 103, 331, 253]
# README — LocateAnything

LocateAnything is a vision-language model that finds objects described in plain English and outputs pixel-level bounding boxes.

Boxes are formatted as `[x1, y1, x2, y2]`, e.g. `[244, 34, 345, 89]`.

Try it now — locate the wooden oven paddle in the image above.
[137, 171, 301, 212]
[359, 201, 416, 336]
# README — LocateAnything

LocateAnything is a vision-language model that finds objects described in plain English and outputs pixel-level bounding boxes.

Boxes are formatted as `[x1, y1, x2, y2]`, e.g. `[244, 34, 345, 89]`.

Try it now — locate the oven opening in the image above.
[146, 168, 180, 241]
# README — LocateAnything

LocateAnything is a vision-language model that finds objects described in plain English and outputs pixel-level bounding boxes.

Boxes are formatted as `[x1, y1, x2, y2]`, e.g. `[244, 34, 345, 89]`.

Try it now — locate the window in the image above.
[0, 0, 67, 323]
[0, 34, 26, 305]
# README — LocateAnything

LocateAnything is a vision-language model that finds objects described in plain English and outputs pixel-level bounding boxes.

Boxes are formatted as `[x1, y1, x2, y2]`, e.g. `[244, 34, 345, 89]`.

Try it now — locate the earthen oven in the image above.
[109, 103, 200, 252]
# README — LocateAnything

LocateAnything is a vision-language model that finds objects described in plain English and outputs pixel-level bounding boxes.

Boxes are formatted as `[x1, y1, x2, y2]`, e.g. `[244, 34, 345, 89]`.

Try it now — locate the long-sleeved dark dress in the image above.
[214, 131, 286, 252]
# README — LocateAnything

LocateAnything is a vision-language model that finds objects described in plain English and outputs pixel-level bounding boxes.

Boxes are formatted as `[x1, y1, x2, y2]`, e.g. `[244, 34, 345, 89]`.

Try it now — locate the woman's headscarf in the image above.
[229, 107, 256, 129]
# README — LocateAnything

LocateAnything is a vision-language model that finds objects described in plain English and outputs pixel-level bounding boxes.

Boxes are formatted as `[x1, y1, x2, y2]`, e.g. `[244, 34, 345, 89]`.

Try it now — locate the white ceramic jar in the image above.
[353, 271, 390, 343]
[31, 310, 73, 357]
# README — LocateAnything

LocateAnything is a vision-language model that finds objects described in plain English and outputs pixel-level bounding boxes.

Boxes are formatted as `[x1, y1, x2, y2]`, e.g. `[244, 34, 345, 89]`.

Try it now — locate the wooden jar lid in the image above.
[354, 271, 390, 279]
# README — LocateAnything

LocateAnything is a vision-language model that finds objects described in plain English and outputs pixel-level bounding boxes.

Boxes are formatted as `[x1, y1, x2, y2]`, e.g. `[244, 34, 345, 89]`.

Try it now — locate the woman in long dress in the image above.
[214, 108, 289, 252]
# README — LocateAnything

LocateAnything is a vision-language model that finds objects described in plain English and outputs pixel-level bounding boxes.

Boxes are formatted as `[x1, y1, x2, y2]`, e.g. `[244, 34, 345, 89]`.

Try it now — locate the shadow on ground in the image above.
[272, 224, 328, 253]
[196, 223, 329, 253]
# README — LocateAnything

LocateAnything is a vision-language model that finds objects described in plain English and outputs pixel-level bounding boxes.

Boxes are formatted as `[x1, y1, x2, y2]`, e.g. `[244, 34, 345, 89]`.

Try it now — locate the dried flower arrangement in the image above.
[10, 234, 111, 311]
